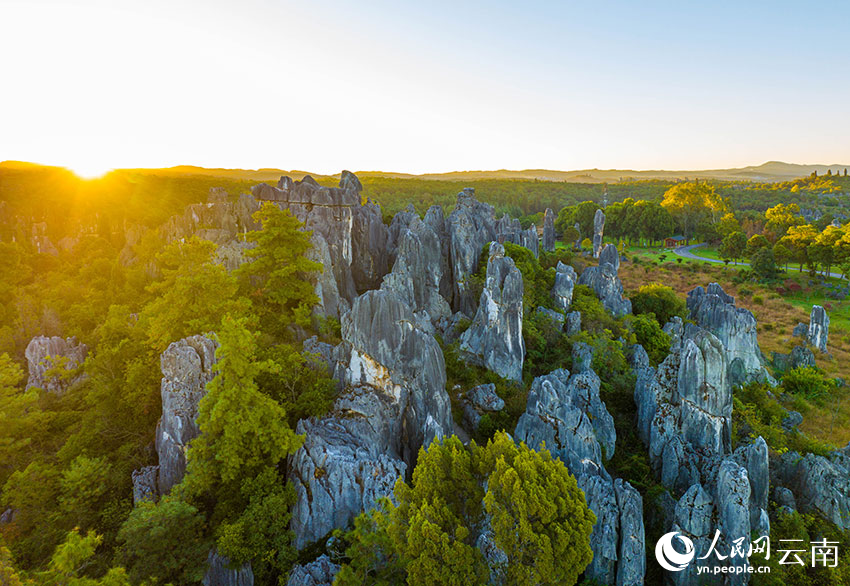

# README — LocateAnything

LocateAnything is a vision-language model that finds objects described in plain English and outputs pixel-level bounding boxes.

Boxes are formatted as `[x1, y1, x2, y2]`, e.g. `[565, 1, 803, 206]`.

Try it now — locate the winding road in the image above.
[673, 242, 845, 279]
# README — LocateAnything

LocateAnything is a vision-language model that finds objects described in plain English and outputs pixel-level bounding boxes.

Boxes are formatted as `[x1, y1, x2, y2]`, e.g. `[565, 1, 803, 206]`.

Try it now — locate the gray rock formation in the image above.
[593, 208, 605, 258]
[552, 261, 577, 312]
[253, 172, 365, 309]
[459, 242, 525, 382]
[308, 233, 349, 319]
[203, 550, 254, 586]
[686, 283, 773, 386]
[671, 485, 715, 586]
[424, 205, 454, 302]
[716, 459, 752, 580]
[565, 311, 581, 336]
[732, 437, 769, 532]
[351, 198, 389, 293]
[578, 244, 632, 317]
[808, 305, 830, 353]
[286, 555, 340, 586]
[24, 335, 88, 394]
[290, 281, 454, 548]
[535, 306, 565, 329]
[447, 188, 497, 315]
[155, 335, 218, 495]
[462, 383, 505, 431]
[514, 362, 641, 584]
[380, 217, 451, 329]
[542, 208, 555, 252]
[615, 479, 646, 586]
[792, 322, 809, 338]
[386, 204, 418, 267]
[776, 447, 850, 530]
[289, 389, 407, 549]
[772, 345, 815, 372]
[132, 466, 158, 505]
[574, 222, 582, 250]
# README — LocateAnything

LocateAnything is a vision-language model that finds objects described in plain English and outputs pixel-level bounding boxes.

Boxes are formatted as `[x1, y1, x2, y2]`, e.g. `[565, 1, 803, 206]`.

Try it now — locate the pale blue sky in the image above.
[1, 0, 848, 175]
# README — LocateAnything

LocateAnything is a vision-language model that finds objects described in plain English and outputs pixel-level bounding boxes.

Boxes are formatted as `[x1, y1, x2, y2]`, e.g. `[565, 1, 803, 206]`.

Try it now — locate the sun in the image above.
[68, 162, 113, 180]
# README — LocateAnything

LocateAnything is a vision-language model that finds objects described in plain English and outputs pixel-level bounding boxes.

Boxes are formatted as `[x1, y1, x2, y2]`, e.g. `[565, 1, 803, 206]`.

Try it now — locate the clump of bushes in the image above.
[629, 283, 687, 326]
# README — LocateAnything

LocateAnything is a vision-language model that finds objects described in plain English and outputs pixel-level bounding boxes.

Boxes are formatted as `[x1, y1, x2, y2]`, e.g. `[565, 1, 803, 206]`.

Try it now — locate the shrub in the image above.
[629, 283, 687, 326]
[782, 366, 835, 403]
[753, 295, 764, 305]
[738, 287, 753, 297]
[626, 313, 672, 365]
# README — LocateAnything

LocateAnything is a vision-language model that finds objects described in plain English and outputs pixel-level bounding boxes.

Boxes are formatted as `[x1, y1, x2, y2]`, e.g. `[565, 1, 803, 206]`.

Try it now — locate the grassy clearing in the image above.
[618, 259, 850, 447]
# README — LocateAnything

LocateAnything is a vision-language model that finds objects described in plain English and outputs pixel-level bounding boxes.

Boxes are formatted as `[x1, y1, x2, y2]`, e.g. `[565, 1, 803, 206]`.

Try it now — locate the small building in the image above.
[664, 235, 686, 248]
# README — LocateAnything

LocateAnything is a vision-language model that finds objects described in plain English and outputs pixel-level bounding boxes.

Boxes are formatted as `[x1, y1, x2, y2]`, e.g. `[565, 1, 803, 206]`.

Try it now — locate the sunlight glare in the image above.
[68, 162, 112, 180]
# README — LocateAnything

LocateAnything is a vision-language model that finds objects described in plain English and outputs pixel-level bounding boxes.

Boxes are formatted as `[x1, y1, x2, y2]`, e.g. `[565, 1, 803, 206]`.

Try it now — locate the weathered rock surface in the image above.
[286, 555, 340, 586]
[535, 306, 565, 329]
[447, 189, 497, 314]
[565, 311, 582, 336]
[578, 244, 631, 316]
[593, 208, 605, 258]
[542, 208, 555, 252]
[772, 345, 816, 372]
[514, 358, 643, 584]
[552, 261, 577, 312]
[386, 204, 418, 267]
[155, 335, 218, 495]
[808, 305, 830, 353]
[132, 466, 158, 505]
[351, 198, 389, 293]
[290, 280, 453, 548]
[686, 283, 772, 386]
[459, 242, 525, 382]
[424, 205, 454, 302]
[253, 172, 364, 309]
[24, 335, 88, 394]
[462, 383, 505, 431]
[380, 217, 451, 328]
[776, 447, 850, 530]
[203, 550, 254, 586]
[308, 232, 349, 319]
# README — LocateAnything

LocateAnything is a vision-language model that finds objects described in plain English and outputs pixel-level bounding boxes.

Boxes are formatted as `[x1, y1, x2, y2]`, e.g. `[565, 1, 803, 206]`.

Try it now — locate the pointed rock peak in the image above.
[339, 170, 362, 193]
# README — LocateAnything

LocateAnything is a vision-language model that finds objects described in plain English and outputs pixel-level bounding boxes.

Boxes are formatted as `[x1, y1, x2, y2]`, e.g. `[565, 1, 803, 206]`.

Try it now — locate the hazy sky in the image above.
[2, 0, 849, 176]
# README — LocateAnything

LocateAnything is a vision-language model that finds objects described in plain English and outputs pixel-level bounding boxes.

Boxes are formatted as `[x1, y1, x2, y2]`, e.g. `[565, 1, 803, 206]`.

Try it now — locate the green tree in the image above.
[764, 203, 801, 240]
[751, 247, 777, 281]
[720, 231, 747, 265]
[780, 224, 818, 271]
[661, 182, 728, 243]
[336, 433, 595, 586]
[716, 212, 741, 239]
[629, 283, 687, 326]
[773, 242, 792, 272]
[745, 234, 770, 259]
[117, 497, 209, 585]
[139, 237, 247, 352]
[236, 203, 321, 337]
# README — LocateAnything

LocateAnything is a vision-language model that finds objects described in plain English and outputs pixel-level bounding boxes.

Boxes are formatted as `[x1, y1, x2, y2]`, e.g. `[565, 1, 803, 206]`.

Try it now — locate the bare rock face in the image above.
[578, 244, 631, 317]
[495, 214, 539, 258]
[593, 208, 605, 258]
[686, 283, 773, 386]
[253, 172, 364, 309]
[462, 383, 505, 431]
[552, 261, 577, 312]
[574, 222, 582, 250]
[447, 189, 497, 315]
[459, 242, 525, 382]
[290, 278, 453, 549]
[286, 555, 340, 586]
[776, 447, 850, 530]
[132, 466, 158, 505]
[155, 335, 218, 496]
[351, 198, 389, 293]
[542, 208, 555, 252]
[424, 205, 454, 302]
[808, 305, 830, 353]
[203, 550, 254, 586]
[380, 217, 451, 329]
[25, 335, 88, 394]
[515, 363, 643, 585]
[386, 205, 419, 267]
[772, 345, 815, 372]
[308, 233, 349, 320]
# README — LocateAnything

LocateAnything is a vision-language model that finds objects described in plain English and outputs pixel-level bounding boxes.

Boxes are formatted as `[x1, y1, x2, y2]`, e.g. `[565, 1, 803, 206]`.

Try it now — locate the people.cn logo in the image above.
[656, 531, 696, 572]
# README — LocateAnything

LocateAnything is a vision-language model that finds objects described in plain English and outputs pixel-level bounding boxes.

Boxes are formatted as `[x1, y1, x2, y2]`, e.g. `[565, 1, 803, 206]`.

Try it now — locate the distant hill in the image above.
[2, 160, 848, 184]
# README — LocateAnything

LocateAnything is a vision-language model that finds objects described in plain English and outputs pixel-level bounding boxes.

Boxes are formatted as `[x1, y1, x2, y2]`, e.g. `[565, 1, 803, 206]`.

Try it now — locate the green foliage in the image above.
[117, 497, 209, 585]
[782, 366, 836, 403]
[184, 315, 303, 496]
[625, 313, 672, 365]
[335, 433, 594, 586]
[140, 237, 247, 352]
[661, 181, 728, 242]
[720, 231, 747, 265]
[751, 247, 778, 281]
[571, 285, 615, 334]
[628, 283, 687, 326]
[236, 203, 321, 336]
